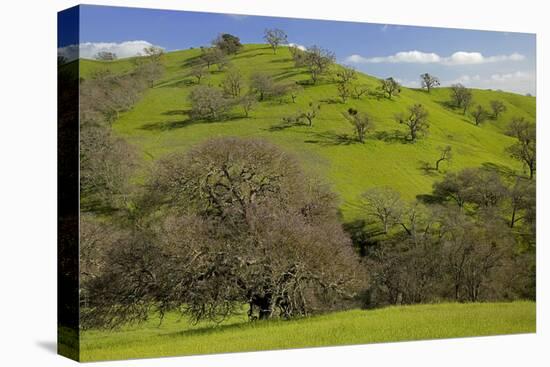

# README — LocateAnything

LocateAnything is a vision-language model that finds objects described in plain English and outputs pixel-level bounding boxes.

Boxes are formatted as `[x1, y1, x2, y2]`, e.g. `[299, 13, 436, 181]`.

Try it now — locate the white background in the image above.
[0, 0, 547, 365]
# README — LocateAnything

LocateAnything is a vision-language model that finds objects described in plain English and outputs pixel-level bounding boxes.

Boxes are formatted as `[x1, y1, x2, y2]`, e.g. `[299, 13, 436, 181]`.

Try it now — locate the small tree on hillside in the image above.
[199, 47, 226, 69]
[395, 104, 429, 142]
[189, 63, 207, 84]
[471, 105, 489, 126]
[249, 72, 275, 101]
[379, 77, 401, 99]
[263, 28, 288, 54]
[420, 73, 440, 93]
[297, 102, 321, 127]
[434, 145, 452, 171]
[490, 100, 507, 119]
[335, 66, 357, 103]
[352, 84, 369, 99]
[212, 33, 242, 54]
[343, 108, 375, 143]
[143, 46, 164, 62]
[289, 45, 307, 67]
[221, 68, 243, 98]
[188, 85, 231, 121]
[238, 94, 257, 117]
[450, 83, 473, 114]
[303, 45, 335, 84]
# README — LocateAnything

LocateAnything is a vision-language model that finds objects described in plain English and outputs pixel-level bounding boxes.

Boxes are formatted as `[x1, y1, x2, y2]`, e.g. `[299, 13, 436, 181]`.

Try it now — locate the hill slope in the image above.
[79, 44, 536, 221]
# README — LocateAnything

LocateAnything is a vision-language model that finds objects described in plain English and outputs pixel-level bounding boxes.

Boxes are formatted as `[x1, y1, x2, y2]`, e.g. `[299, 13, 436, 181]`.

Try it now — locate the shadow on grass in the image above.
[140, 115, 244, 131]
[372, 130, 409, 144]
[180, 54, 203, 68]
[319, 97, 342, 105]
[273, 69, 306, 82]
[162, 319, 261, 339]
[162, 109, 191, 116]
[418, 160, 440, 177]
[416, 194, 446, 205]
[156, 78, 194, 88]
[267, 120, 308, 132]
[270, 57, 293, 63]
[304, 131, 358, 146]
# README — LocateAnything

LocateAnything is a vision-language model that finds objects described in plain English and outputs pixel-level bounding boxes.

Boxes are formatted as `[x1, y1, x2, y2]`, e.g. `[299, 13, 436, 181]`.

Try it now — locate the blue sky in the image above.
[59, 5, 536, 95]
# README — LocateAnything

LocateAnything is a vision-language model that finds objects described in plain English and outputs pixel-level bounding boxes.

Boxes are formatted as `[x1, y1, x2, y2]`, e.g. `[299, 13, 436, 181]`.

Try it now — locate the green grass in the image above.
[79, 301, 535, 361]
[79, 44, 536, 222]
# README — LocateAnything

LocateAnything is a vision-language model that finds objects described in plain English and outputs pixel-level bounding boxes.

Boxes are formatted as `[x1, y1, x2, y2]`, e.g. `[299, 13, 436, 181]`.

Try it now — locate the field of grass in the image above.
[79, 302, 535, 361]
[79, 44, 536, 222]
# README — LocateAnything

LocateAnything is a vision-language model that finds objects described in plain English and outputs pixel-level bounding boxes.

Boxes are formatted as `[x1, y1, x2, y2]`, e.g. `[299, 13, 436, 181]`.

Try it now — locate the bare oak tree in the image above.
[263, 28, 288, 54]
[379, 77, 401, 99]
[395, 104, 429, 142]
[420, 73, 440, 93]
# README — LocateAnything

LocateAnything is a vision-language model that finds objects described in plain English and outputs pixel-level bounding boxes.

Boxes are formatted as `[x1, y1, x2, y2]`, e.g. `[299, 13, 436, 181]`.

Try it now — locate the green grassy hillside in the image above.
[79, 301, 535, 361]
[79, 44, 536, 221]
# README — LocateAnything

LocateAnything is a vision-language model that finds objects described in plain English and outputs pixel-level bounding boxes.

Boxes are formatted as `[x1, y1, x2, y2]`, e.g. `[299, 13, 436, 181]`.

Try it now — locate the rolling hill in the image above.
[78, 44, 536, 222]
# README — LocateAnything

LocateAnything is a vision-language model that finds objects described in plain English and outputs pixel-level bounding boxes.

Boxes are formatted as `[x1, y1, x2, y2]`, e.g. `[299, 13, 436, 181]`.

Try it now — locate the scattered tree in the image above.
[420, 73, 440, 93]
[379, 77, 401, 99]
[249, 72, 274, 101]
[449, 83, 473, 114]
[188, 85, 231, 121]
[434, 145, 452, 171]
[199, 47, 226, 69]
[297, 102, 321, 126]
[221, 68, 243, 98]
[143, 45, 164, 62]
[335, 66, 357, 103]
[490, 100, 507, 119]
[471, 104, 489, 126]
[343, 108, 375, 143]
[395, 104, 429, 142]
[352, 84, 369, 99]
[212, 33, 242, 54]
[189, 63, 207, 84]
[263, 28, 288, 54]
[238, 94, 257, 117]
[303, 45, 335, 83]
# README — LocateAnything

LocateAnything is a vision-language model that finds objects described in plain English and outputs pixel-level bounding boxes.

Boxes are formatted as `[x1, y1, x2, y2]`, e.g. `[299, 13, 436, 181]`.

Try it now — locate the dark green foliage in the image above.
[213, 33, 243, 54]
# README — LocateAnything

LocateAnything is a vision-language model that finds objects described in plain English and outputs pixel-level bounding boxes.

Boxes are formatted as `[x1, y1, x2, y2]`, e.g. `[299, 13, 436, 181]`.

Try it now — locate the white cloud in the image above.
[442, 51, 525, 65]
[346, 50, 525, 65]
[395, 78, 420, 88]
[58, 40, 164, 61]
[286, 43, 307, 51]
[442, 71, 535, 95]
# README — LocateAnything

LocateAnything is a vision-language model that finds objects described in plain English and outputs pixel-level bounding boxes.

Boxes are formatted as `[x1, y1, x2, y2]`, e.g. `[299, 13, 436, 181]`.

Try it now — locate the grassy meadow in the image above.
[79, 302, 535, 361]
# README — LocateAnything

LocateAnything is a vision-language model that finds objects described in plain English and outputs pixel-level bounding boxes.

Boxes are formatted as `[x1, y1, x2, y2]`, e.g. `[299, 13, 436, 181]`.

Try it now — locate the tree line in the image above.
[357, 166, 535, 307]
